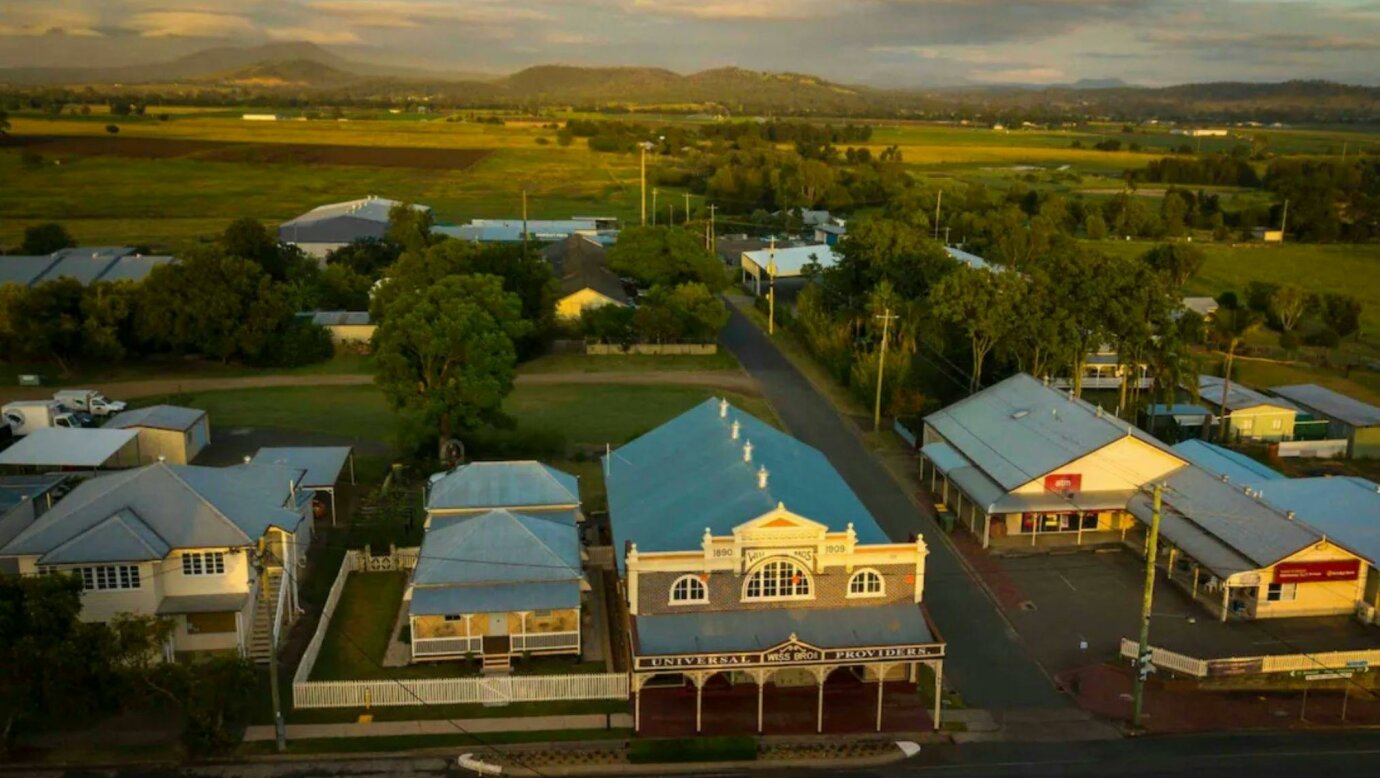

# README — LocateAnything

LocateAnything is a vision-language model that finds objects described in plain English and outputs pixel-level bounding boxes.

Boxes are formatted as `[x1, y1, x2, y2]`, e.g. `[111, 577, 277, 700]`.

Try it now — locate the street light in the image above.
[637, 136, 664, 227]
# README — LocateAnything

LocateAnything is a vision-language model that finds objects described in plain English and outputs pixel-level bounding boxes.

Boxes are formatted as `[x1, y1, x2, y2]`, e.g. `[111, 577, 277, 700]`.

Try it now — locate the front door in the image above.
[488, 613, 509, 636]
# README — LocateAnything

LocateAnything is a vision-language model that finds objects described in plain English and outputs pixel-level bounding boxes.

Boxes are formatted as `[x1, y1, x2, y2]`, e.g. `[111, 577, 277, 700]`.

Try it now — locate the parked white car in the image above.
[2, 401, 82, 436]
[53, 389, 126, 417]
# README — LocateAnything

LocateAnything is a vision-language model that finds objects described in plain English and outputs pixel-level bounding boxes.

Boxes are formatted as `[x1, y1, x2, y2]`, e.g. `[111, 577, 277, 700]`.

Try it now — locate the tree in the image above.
[1269, 285, 1309, 333]
[385, 202, 435, 253]
[1141, 243, 1205, 288]
[6, 278, 86, 374]
[633, 283, 729, 343]
[310, 264, 373, 311]
[326, 237, 402, 279]
[1318, 292, 1363, 341]
[143, 656, 256, 755]
[373, 274, 531, 458]
[80, 281, 140, 363]
[20, 222, 75, 255]
[105, 124, 119, 135]
[930, 266, 1023, 393]
[222, 218, 288, 280]
[1084, 212, 1108, 240]
[606, 226, 726, 290]
[1210, 302, 1263, 442]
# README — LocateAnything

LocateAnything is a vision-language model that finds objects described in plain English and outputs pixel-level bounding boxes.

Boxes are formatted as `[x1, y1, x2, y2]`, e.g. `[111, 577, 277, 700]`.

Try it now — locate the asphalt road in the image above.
[719, 307, 1063, 710]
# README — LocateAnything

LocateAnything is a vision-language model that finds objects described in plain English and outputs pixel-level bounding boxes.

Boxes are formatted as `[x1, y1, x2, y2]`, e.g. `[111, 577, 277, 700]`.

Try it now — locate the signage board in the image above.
[1207, 657, 1264, 677]
[634, 637, 945, 672]
[1274, 559, 1361, 584]
[743, 547, 815, 567]
[1043, 473, 1082, 494]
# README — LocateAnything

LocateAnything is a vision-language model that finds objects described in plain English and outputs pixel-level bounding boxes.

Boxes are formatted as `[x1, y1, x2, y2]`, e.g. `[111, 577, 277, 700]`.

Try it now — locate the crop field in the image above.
[1, 134, 493, 169]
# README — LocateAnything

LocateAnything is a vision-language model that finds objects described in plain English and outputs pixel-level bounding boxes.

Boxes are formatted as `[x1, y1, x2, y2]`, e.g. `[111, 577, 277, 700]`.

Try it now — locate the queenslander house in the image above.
[606, 398, 945, 735]
[0, 461, 314, 660]
[407, 461, 589, 670]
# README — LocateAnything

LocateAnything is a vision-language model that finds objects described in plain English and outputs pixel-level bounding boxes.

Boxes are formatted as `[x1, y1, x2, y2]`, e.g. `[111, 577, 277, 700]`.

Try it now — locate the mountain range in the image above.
[3, 42, 1378, 121]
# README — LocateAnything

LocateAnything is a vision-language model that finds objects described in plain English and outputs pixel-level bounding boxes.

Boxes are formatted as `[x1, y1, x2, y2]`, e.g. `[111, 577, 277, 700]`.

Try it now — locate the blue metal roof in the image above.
[1256, 477, 1380, 567]
[105, 404, 206, 432]
[39, 510, 170, 564]
[1171, 440, 1284, 484]
[0, 475, 67, 514]
[427, 461, 579, 511]
[1270, 384, 1380, 428]
[1149, 404, 1212, 417]
[0, 256, 59, 286]
[604, 399, 888, 570]
[635, 603, 935, 656]
[414, 509, 581, 587]
[919, 442, 969, 474]
[410, 580, 581, 616]
[435, 219, 603, 243]
[97, 255, 173, 283]
[252, 446, 352, 490]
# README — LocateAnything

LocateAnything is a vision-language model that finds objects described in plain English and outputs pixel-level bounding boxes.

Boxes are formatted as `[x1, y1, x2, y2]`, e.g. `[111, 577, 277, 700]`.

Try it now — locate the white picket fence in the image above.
[1276, 439, 1348, 459]
[295, 672, 629, 709]
[1119, 638, 1210, 678]
[1120, 638, 1380, 679]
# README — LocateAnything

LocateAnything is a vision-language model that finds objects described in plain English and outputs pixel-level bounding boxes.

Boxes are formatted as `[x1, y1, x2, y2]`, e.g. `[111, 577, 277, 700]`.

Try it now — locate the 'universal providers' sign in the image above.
[634, 638, 945, 671]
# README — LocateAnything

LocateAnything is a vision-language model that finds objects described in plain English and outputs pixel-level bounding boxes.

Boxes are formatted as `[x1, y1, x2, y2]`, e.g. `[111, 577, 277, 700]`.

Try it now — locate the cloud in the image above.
[969, 66, 1067, 84]
[1144, 29, 1380, 52]
[125, 11, 258, 38]
[303, 0, 547, 28]
[265, 26, 361, 45]
[626, 0, 836, 20]
[0, 7, 104, 37]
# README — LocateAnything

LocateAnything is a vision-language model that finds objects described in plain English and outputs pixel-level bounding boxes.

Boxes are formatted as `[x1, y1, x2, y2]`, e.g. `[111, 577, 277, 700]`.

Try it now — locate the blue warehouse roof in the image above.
[1257, 477, 1380, 568]
[604, 398, 888, 570]
[1171, 440, 1284, 484]
[427, 461, 579, 512]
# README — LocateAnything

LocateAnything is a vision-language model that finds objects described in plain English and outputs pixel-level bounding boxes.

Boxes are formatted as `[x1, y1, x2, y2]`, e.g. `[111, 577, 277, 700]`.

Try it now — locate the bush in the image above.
[1304, 326, 1341, 349]
[104, 124, 119, 134]
[249, 319, 334, 367]
[534, 136, 550, 145]
[463, 426, 568, 459]
[20, 150, 44, 169]
[629, 736, 758, 764]
[1279, 331, 1301, 351]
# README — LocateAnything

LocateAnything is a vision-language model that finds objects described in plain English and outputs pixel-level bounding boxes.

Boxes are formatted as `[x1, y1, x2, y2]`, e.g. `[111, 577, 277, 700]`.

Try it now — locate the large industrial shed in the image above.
[0, 248, 174, 288]
[104, 405, 210, 465]
[1270, 384, 1380, 459]
[278, 197, 431, 259]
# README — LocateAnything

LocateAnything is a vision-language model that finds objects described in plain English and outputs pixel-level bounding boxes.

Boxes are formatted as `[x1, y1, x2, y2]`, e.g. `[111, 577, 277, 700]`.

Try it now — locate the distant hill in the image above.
[212, 59, 366, 90]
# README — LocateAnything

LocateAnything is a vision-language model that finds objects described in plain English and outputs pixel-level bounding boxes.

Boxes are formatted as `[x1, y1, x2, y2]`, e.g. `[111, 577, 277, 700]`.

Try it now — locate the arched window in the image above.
[744, 559, 812, 601]
[847, 569, 884, 598]
[670, 574, 708, 604]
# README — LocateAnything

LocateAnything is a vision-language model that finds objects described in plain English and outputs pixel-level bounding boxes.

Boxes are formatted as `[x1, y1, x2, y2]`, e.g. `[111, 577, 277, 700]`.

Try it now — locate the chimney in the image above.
[757, 466, 769, 489]
[1096, 405, 1104, 418]
[731, 420, 741, 440]
[718, 398, 729, 418]
[243, 455, 252, 464]
[743, 440, 753, 463]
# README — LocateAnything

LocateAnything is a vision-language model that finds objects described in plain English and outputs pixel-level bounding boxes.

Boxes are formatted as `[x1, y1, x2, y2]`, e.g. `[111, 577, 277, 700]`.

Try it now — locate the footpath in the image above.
[242, 713, 633, 742]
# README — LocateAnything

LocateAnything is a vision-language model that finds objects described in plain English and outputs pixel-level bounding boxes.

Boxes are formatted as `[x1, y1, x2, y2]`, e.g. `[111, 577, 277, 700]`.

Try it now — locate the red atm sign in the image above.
[1274, 560, 1361, 583]
[1044, 473, 1082, 493]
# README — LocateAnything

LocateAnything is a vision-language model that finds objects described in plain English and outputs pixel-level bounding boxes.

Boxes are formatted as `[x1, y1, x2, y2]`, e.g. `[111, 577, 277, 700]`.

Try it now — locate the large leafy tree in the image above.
[386, 202, 435, 253]
[607, 226, 726, 290]
[373, 274, 531, 458]
[930, 265, 1024, 393]
[1141, 242, 1205, 288]
[6, 277, 85, 374]
[20, 222, 75, 255]
[326, 237, 402, 280]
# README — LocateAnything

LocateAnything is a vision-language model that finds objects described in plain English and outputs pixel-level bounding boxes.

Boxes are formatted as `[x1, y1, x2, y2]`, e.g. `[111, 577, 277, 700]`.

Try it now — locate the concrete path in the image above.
[0, 369, 760, 404]
[242, 712, 633, 742]
[719, 303, 1067, 711]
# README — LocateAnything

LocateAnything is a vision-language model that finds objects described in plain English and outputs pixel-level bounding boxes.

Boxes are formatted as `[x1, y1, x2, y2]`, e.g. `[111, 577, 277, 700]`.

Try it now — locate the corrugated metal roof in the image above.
[946, 465, 1007, 512]
[1149, 404, 1212, 417]
[1127, 465, 1320, 575]
[105, 404, 206, 432]
[992, 489, 1139, 514]
[1182, 297, 1219, 318]
[544, 236, 629, 304]
[1171, 440, 1284, 484]
[0, 462, 304, 561]
[97, 255, 173, 283]
[741, 244, 839, 277]
[604, 399, 888, 570]
[309, 311, 371, 327]
[252, 446, 351, 489]
[634, 602, 935, 656]
[436, 219, 602, 243]
[0, 251, 169, 288]
[37, 254, 120, 285]
[50, 247, 134, 262]
[924, 373, 1178, 491]
[944, 246, 999, 272]
[1270, 384, 1380, 429]
[414, 509, 580, 587]
[0, 428, 139, 468]
[410, 580, 581, 616]
[157, 592, 250, 615]
[919, 442, 968, 474]
[1257, 477, 1380, 567]
[0, 474, 67, 514]
[40, 510, 171, 564]
[0, 256, 60, 286]
[427, 461, 579, 511]
[1195, 375, 1297, 413]
[281, 197, 424, 227]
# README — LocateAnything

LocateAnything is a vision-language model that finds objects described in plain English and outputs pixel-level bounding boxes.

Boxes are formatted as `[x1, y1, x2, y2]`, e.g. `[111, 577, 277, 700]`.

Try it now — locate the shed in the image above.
[307, 311, 375, 344]
[278, 196, 430, 258]
[739, 244, 839, 296]
[944, 246, 1000, 273]
[1194, 375, 1298, 441]
[1170, 439, 1284, 484]
[0, 428, 141, 470]
[104, 405, 210, 464]
[250, 446, 355, 523]
[542, 236, 630, 319]
[1269, 384, 1380, 459]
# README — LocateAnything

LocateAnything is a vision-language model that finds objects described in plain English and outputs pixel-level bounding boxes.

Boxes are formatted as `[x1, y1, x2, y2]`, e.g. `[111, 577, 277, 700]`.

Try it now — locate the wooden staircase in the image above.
[249, 569, 284, 664]
[481, 635, 512, 673]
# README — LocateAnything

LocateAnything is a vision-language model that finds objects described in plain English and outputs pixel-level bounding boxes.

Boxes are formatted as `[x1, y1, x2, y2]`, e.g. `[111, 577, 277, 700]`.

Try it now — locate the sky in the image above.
[2, 0, 1379, 87]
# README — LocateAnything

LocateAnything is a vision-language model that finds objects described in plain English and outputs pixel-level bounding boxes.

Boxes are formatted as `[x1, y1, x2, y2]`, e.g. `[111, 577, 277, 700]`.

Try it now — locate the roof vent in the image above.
[1011, 409, 1029, 420]
[1220, 472, 1230, 482]
[743, 440, 753, 463]
[757, 466, 769, 489]
[731, 419, 741, 440]
[1096, 406, 1104, 418]
[243, 455, 252, 464]
[1286, 511, 1296, 520]
[719, 398, 728, 418]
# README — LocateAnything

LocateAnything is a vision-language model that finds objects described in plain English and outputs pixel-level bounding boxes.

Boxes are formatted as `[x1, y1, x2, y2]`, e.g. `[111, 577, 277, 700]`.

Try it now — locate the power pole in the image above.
[873, 308, 896, 432]
[944, 226, 951, 245]
[684, 192, 691, 225]
[639, 144, 648, 226]
[668, 203, 674, 227]
[652, 188, 659, 226]
[933, 189, 943, 241]
[708, 204, 718, 255]
[767, 237, 777, 335]
[521, 187, 529, 258]
[1279, 198, 1289, 242]
[1131, 483, 1164, 733]
[257, 536, 286, 752]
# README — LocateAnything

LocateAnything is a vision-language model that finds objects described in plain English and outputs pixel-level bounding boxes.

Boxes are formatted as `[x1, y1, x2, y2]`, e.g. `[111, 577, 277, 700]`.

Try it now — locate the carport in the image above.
[250, 446, 355, 524]
[0, 428, 141, 471]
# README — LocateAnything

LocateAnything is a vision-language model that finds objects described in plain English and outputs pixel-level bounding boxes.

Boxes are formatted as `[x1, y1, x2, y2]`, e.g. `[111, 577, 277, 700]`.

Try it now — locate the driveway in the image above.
[719, 306, 1067, 711]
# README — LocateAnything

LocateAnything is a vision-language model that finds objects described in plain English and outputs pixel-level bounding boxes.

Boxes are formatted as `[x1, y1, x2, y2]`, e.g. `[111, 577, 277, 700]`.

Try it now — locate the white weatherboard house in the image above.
[0, 462, 314, 660]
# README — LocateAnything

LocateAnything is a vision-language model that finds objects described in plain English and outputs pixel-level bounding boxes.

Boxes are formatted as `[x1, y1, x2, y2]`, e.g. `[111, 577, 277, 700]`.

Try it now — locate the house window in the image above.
[1238, 417, 1254, 430]
[1266, 583, 1298, 602]
[1271, 418, 1283, 430]
[847, 569, 884, 597]
[64, 564, 141, 591]
[443, 614, 465, 622]
[182, 551, 226, 576]
[670, 574, 708, 604]
[744, 559, 812, 601]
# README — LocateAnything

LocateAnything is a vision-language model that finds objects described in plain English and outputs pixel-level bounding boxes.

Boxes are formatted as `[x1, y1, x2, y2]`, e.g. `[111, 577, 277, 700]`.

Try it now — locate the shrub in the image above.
[463, 426, 568, 459]
[629, 736, 758, 764]
[535, 136, 550, 145]
[1304, 326, 1341, 349]
[104, 124, 119, 134]
[1279, 331, 1301, 351]
[249, 319, 334, 367]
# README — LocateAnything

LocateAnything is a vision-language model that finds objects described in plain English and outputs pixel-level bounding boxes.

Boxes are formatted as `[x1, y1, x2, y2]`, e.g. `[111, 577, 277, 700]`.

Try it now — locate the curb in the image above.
[502, 748, 914, 776]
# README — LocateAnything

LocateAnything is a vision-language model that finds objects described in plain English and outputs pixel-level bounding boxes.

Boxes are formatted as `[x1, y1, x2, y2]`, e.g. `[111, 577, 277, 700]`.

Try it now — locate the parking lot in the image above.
[989, 547, 1380, 675]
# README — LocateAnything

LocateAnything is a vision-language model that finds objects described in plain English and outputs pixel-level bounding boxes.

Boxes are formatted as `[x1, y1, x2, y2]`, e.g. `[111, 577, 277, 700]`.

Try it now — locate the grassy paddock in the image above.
[518, 350, 740, 373]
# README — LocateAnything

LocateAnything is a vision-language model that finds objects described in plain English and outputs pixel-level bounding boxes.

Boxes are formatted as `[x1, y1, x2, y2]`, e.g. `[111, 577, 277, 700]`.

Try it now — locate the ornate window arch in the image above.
[669, 574, 708, 605]
[743, 558, 813, 601]
[847, 568, 884, 598]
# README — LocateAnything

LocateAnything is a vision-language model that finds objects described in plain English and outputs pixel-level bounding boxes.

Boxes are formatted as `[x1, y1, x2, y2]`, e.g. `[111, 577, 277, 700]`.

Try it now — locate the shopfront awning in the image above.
[919, 442, 969, 475]
[991, 489, 1139, 514]
[946, 465, 1007, 513]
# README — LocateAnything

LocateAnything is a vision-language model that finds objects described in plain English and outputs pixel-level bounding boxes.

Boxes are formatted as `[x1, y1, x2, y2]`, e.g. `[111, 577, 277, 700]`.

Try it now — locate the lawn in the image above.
[518, 350, 740, 373]
[0, 352, 372, 395]
[310, 570, 408, 681]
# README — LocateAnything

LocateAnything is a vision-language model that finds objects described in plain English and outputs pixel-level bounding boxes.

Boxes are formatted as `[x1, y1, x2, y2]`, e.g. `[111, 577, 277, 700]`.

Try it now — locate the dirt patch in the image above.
[1, 134, 491, 170]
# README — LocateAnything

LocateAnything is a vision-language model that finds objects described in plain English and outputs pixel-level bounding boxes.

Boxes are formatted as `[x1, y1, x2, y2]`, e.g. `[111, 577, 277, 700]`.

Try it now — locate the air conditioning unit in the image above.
[1356, 602, 1377, 625]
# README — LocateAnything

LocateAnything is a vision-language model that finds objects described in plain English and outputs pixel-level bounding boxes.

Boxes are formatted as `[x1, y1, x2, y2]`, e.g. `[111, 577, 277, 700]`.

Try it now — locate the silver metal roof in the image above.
[634, 602, 936, 656]
[1171, 440, 1284, 484]
[1256, 477, 1380, 568]
[1269, 384, 1380, 429]
[309, 311, 371, 327]
[0, 428, 139, 468]
[1195, 375, 1297, 413]
[104, 404, 206, 432]
[97, 255, 174, 283]
[414, 509, 580, 587]
[924, 373, 1178, 492]
[741, 244, 840, 277]
[251, 446, 351, 489]
[944, 246, 999, 272]
[410, 580, 581, 616]
[427, 461, 579, 511]
[0, 256, 60, 286]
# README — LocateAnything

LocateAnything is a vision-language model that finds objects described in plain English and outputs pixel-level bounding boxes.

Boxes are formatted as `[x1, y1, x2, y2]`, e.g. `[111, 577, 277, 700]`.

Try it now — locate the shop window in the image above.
[1266, 583, 1297, 602]
[1081, 512, 1100, 530]
[670, 574, 708, 604]
[443, 614, 465, 622]
[744, 559, 812, 601]
[847, 569, 884, 598]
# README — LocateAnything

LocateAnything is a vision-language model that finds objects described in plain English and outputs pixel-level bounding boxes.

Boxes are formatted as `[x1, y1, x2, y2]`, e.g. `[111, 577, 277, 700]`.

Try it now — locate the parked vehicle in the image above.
[53, 389, 126, 417]
[2, 401, 82, 436]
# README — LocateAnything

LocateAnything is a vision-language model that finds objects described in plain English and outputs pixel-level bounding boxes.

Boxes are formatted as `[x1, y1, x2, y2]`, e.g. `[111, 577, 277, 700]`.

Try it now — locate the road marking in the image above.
[1057, 572, 1077, 592]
